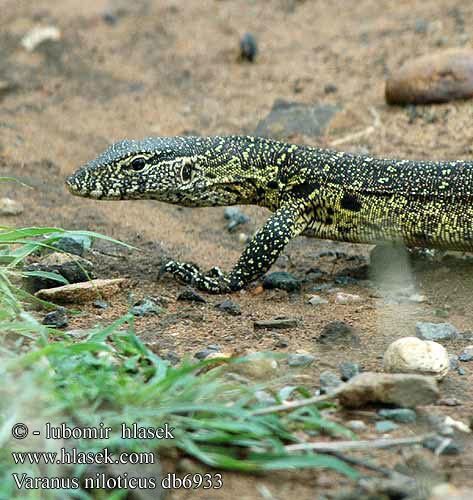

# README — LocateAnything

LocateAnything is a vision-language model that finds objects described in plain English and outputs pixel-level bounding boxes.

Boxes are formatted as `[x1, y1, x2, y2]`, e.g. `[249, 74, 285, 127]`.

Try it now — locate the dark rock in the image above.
[324, 83, 338, 94]
[42, 308, 68, 329]
[386, 49, 473, 105]
[263, 272, 301, 293]
[103, 13, 119, 25]
[131, 298, 164, 317]
[339, 361, 361, 381]
[92, 300, 108, 309]
[334, 276, 360, 286]
[195, 345, 220, 360]
[274, 336, 289, 348]
[449, 355, 459, 370]
[287, 353, 315, 367]
[254, 317, 299, 329]
[375, 420, 400, 433]
[378, 408, 416, 423]
[177, 287, 207, 303]
[459, 346, 473, 362]
[317, 321, 360, 346]
[423, 435, 463, 455]
[255, 99, 340, 140]
[223, 207, 250, 232]
[239, 33, 258, 62]
[319, 370, 342, 393]
[50, 235, 92, 256]
[215, 299, 241, 316]
[164, 351, 181, 365]
[416, 322, 458, 341]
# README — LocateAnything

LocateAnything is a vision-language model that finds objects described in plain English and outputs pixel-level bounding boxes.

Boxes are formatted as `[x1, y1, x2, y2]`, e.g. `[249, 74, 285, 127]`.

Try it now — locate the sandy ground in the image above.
[1, 0, 473, 498]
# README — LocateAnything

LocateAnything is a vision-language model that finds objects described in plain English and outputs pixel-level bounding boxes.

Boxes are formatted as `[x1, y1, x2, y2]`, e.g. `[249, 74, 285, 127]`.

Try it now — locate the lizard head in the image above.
[66, 136, 267, 206]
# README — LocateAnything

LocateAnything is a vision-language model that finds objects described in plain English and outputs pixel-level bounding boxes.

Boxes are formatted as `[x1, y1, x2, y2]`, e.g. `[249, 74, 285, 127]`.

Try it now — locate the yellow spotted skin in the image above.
[67, 135, 473, 293]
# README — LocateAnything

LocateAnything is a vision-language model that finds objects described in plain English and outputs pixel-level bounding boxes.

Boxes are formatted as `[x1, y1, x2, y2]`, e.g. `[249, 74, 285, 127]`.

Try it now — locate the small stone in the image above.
[287, 352, 315, 367]
[346, 420, 367, 431]
[48, 235, 92, 256]
[263, 272, 301, 293]
[238, 233, 249, 244]
[386, 49, 473, 105]
[414, 19, 429, 33]
[429, 483, 473, 500]
[384, 337, 450, 380]
[339, 361, 361, 381]
[449, 355, 459, 370]
[131, 298, 164, 317]
[334, 276, 360, 286]
[215, 299, 241, 316]
[164, 351, 181, 365]
[378, 408, 416, 423]
[337, 372, 439, 409]
[239, 33, 258, 62]
[307, 295, 328, 305]
[437, 398, 461, 407]
[0, 198, 23, 216]
[229, 353, 278, 379]
[375, 420, 400, 433]
[423, 435, 463, 455]
[177, 287, 206, 303]
[319, 370, 342, 393]
[317, 321, 360, 346]
[335, 292, 362, 304]
[324, 83, 338, 94]
[42, 308, 68, 329]
[21, 26, 61, 52]
[459, 345, 473, 362]
[254, 317, 299, 329]
[92, 300, 108, 309]
[195, 345, 220, 360]
[35, 278, 128, 304]
[416, 322, 458, 341]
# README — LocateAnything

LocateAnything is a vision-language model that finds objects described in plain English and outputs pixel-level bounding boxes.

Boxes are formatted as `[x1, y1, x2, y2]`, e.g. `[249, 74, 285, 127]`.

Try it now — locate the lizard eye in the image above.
[127, 157, 147, 172]
[181, 163, 193, 182]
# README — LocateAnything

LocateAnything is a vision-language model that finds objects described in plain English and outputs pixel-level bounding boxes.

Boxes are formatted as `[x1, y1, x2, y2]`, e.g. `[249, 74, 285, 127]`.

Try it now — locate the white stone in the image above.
[383, 336, 450, 380]
[308, 294, 328, 305]
[335, 292, 361, 304]
[21, 26, 61, 52]
[0, 197, 24, 216]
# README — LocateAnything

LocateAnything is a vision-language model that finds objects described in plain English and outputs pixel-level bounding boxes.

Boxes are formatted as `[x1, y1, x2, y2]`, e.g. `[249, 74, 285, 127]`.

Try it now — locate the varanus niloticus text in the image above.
[66, 135, 473, 293]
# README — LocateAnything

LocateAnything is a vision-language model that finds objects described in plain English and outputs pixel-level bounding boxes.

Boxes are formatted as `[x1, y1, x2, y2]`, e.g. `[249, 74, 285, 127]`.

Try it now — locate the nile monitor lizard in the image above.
[66, 135, 473, 293]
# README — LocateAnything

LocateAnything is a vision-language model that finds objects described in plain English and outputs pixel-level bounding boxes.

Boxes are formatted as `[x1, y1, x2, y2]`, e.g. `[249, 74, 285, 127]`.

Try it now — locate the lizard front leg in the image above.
[161, 205, 306, 294]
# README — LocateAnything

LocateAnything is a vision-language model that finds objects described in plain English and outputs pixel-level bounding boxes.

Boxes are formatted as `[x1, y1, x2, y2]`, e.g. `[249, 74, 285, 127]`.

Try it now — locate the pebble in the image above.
[378, 408, 416, 423]
[375, 420, 400, 433]
[458, 345, 473, 362]
[255, 98, 340, 140]
[229, 353, 278, 379]
[254, 317, 299, 329]
[215, 299, 241, 316]
[92, 299, 108, 309]
[287, 352, 315, 367]
[262, 272, 301, 293]
[307, 295, 328, 305]
[429, 483, 473, 500]
[319, 370, 342, 393]
[131, 298, 164, 317]
[0, 197, 24, 216]
[195, 345, 220, 360]
[223, 207, 250, 232]
[42, 308, 68, 329]
[35, 278, 128, 304]
[346, 420, 367, 431]
[177, 287, 206, 303]
[21, 26, 61, 52]
[239, 33, 258, 62]
[423, 435, 463, 455]
[386, 49, 473, 104]
[335, 292, 362, 304]
[384, 337, 450, 380]
[49, 235, 92, 256]
[317, 320, 360, 346]
[339, 361, 361, 381]
[324, 83, 338, 94]
[164, 351, 181, 365]
[337, 372, 439, 409]
[416, 322, 458, 341]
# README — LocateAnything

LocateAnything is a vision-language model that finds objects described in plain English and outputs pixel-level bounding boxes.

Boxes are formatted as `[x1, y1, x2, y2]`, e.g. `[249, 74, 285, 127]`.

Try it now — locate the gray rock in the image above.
[378, 408, 416, 423]
[307, 295, 328, 305]
[177, 287, 207, 303]
[42, 308, 68, 329]
[449, 355, 459, 370]
[317, 321, 360, 346]
[423, 435, 463, 455]
[92, 299, 108, 309]
[287, 353, 315, 367]
[319, 370, 342, 393]
[163, 351, 181, 365]
[195, 345, 220, 360]
[215, 299, 241, 316]
[375, 420, 400, 433]
[223, 207, 250, 232]
[459, 345, 473, 362]
[255, 99, 340, 139]
[50, 235, 92, 256]
[0, 197, 23, 215]
[346, 420, 367, 431]
[239, 33, 258, 62]
[416, 322, 459, 341]
[254, 317, 299, 329]
[263, 272, 301, 293]
[131, 298, 164, 317]
[339, 361, 361, 381]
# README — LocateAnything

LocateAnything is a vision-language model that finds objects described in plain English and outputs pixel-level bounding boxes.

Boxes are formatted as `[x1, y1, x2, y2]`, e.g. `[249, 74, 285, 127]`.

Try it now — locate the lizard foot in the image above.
[160, 260, 233, 294]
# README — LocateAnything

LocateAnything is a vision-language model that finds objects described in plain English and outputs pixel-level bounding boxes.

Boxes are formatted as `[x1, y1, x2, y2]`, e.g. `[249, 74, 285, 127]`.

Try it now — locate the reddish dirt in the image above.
[1, 1, 473, 498]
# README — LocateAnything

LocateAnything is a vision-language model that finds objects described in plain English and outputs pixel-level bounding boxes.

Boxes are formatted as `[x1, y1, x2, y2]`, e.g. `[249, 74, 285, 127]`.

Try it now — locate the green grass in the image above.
[0, 225, 359, 499]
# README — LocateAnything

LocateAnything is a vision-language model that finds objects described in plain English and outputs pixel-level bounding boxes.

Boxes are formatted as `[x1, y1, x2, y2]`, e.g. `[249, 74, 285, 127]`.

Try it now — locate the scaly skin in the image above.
[67, 135, 473, 293]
